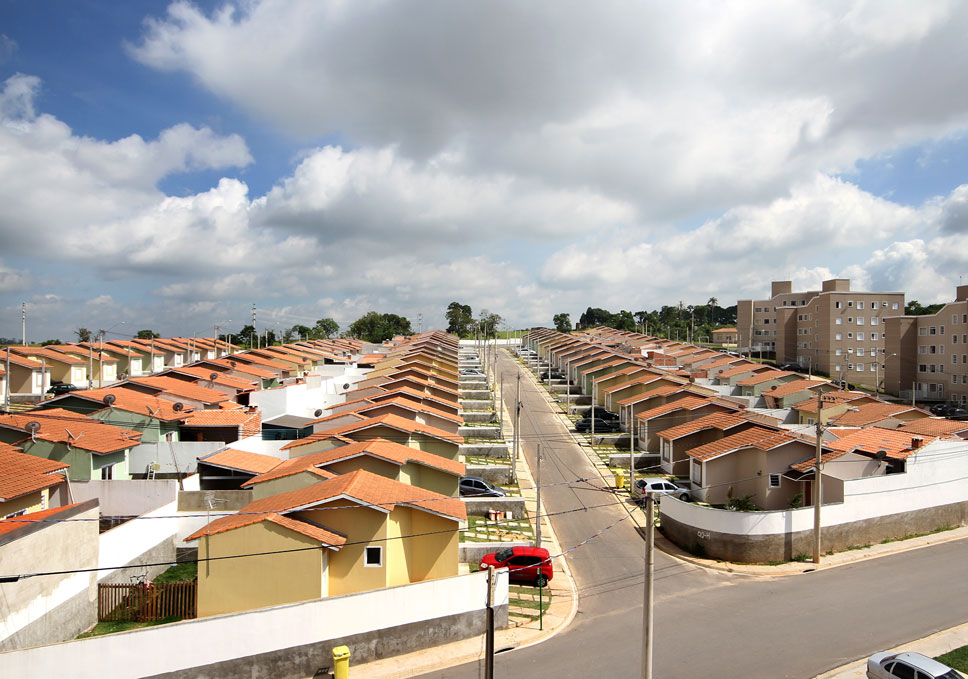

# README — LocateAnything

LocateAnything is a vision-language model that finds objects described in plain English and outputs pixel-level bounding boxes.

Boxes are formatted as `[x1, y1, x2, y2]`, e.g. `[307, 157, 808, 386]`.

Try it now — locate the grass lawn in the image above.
[937, 645, 968, 672]
[77, 616, 182, 638]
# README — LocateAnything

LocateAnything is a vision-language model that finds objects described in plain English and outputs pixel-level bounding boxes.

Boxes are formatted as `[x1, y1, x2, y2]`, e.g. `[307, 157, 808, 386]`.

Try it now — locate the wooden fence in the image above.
[98, 581, 197, 622]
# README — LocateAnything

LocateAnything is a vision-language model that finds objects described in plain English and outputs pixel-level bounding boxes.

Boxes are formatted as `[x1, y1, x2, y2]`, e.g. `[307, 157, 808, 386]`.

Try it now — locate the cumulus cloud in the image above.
[130, 0, 968, 220]
[0, 259, 31, 293]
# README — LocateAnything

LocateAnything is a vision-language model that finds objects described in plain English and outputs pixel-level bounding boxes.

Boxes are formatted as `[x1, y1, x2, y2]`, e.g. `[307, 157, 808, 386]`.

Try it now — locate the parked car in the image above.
[930, 403, 952, 416]
[575, 417, 621, 433]
[479, 546, 553, 587]
[947, 408, 968, 421]
[587, 407, 620, 421]
[46, 383, 80, 396]
[460, 368, 485, 376]
[539, 370, 564, 380]
[633, 478, 690, 503]
[459, 475, 506, 497]
[867, 651, 964, 679]
[777, 363, 803, 372]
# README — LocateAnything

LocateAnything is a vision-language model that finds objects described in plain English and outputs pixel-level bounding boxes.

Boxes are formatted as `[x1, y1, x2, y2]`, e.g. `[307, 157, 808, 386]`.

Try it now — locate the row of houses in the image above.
[524, 326, 968, 558]
[0, 330, 497, 647]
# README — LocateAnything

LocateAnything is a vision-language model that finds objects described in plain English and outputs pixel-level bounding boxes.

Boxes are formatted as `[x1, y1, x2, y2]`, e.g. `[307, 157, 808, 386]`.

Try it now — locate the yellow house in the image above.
[0, 442, 69, 519]
[242, 437, 465, 499]
[308, 396, 464, 435]
[186, 469, 466, 617]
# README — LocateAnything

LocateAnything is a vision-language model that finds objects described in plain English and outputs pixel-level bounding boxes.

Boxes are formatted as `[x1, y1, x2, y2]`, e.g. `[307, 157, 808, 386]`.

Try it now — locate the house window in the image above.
[4, 508, 26, 520]
[892, 303, 899, 309]
[919, 328, 927, 336]
[835, 333, 843, 341]
[857, 348, 865, 356]
[882, 301, 888, 308]
[930, 327, 937, 335]
[835, 349, 842, 356]
[768, 474, 781, 488]
[836, 318, 843, 325]
[871, 317, 878, 325]
[101, 464, 114, 480]
[870, 363, 877, 372]
[954, 374, 958, 384]
[871, 333, 879, 341]
[954, 315, 959, 325]
[857, 301, 864, 309]
[691, 460, 702, 486]
[833, 365, 841, 373]
[364, 546, 383, 567]
[941, 325, 946, 335]
[856, 317, 865, 325]
[857, 332, 865, 341]
[847, 363, 854, 371]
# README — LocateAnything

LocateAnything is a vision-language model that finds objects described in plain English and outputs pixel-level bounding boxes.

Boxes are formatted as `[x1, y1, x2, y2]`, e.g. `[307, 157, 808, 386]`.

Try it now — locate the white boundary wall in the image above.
[97, 500, 179, 583]
[0, 569, 509, 679]
[662, 438, 968, 535]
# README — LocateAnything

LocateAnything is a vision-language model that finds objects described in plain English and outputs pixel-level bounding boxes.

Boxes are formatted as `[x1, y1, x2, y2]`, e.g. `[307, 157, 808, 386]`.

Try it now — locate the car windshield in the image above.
[494, 548, 514, 562]
[941, 671, 966, 679]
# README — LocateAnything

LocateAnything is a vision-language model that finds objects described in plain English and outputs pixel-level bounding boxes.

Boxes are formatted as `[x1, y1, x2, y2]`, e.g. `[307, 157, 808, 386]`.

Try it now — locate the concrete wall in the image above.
[0, 501, 99, 651]
[660, 439, 968, 562]
[248, 377, 367, 421]
[0, 570, 509, 679]
[97, 500, 179, 585]
[129, 440, 224, 477]
[71, 479, 178, 516]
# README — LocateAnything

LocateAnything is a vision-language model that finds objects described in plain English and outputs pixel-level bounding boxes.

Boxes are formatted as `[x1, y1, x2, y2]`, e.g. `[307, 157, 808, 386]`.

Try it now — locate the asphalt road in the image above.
[417, 351, 968, 679]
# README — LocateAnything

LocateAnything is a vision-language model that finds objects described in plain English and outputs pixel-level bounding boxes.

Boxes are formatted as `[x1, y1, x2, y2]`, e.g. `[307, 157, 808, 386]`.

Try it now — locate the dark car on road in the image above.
[539, 370, 564, 380]
[576, 417, 621, 433]
[46, 383, 81, 396]
[480, 546, 553, 587]
[587, 407, 619, 421]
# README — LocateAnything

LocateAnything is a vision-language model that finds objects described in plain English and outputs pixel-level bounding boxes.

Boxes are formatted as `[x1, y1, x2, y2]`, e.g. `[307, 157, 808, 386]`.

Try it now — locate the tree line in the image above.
[553, 299, 738, 342]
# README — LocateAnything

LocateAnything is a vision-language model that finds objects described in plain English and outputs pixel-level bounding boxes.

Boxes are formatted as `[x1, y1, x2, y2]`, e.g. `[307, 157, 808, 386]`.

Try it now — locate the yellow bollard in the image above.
[332, 645, 350, 679]
[614, 470, 625, 489]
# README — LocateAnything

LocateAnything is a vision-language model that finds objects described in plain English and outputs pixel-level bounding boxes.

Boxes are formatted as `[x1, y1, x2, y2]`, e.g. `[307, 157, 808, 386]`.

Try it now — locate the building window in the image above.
[871, 333, 879, 341]
[848, 363, 854, 371]
[835, 301, 843, 309]
[848, 301, 854, 308]
[930, 327, 937, 335]
[856, 317, 865, 325]
[364, 546, 383, 567]
[836, 318, 843, 325]
[919, 346, 927, 354]
[857, 332, 865, 341]
[847, 332, 854, 339]
[835, 333, 843, 340]
[769, 474, 781, 488]
[871, 317, 879, 325]
[919, 328, 927, 336]
[955, 335, 959, 344]
[857, 348, 865, 356]
[857, 301, 864, 309]
[835, 348, 842, 356]
[834, 365, 841, 373]
[882, 301, 888, 308]
[919, 365, 927, 372]
[892, 303, 899, 309]
[101, 464, 114, 480]
[954, 315, 959, 325]
[953, 374, 958, 384]
[4, 508, 26, 520]
[870, 364, 877, 372]
[848, 317, 854, 324]
[941, 325, 945, 335]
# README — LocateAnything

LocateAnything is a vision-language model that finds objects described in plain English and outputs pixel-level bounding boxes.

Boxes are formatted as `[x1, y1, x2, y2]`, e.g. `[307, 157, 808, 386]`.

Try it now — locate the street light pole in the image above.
[642, 493, 655, 679]
[813, 390, 824, 564]
[535, 443, 542, 549]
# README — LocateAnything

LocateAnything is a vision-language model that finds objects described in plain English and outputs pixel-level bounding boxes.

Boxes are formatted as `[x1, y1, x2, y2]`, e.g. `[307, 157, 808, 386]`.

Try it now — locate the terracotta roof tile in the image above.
[283, 413, 462, 450]
[832, 403, 930, 427]
[634, 395, 718, 420]
[198, 448, 282, 475]
[123, 376, 230, 404]
[897, 418, 968, 437]
[762, 379, 829, 398]
[736, 370, 797, 387]
[686, 427, 795, 461]
[0, 409, 142, 454]
[823, 426, 937, 460]
[657, 412, 749, 440]
[717, 363, 770, 379]
[0, 502, 84, 537]
[244, 437, 464, 487]
[0, 443, 68, 501]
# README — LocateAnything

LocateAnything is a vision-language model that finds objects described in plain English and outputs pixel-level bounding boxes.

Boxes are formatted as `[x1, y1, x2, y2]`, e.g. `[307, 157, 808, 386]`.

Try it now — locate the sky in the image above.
[2, 0, 968, 342]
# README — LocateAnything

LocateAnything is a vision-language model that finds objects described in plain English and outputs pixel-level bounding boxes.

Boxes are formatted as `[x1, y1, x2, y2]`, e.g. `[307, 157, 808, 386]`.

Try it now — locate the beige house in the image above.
[283, 413, 462, 461]
[711, 328, 738, 345]
[0, 442, 69, 519]
[187, 469, 465, 617]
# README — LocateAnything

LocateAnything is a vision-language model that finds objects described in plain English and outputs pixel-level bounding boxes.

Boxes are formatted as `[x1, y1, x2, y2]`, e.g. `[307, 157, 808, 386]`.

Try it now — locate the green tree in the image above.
[905, 300, 945, 316]
[40, 338, 62, 346]
[313, 318, 340, 339]
[579, 307, 612, 328]
[284, 324, 311, 342]
[232, 324, 257, 348]
[553, 313, 572, 333]
[135, 329, 160, 339]
[478, 310, 502, 337]
[608, 310, 636, 332]
[445, 302, 474, 337]
[348, 312, 413, 343]
[75, 327, 93, 343]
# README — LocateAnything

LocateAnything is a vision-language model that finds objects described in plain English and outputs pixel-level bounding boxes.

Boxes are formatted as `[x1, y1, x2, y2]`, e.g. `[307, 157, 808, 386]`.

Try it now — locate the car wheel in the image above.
[536, 575, 548, 588]
[678, 493, 689, 501]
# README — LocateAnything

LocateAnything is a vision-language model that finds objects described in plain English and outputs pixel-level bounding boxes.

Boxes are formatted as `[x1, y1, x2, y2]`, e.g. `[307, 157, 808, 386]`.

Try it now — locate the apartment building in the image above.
[738, 279, 904, 389]
[885, 285, 968, 405]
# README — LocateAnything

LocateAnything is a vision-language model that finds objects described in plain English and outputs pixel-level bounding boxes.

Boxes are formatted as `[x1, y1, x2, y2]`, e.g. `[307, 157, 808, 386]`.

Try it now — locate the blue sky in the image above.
[2, 1, 967, 342]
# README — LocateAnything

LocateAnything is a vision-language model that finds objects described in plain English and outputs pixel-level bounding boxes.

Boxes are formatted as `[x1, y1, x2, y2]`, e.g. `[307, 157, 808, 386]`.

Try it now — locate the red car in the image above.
[479, 546, 553, 587]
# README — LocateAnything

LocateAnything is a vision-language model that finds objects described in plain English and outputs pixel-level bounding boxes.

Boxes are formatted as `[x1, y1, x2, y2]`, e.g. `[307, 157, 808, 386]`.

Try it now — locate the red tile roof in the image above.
[0, 442, 68, 501]
[243, 437, 465, 487]
[736, 370, 796, 387]
[634, 395, 718, 420]
[309, 396, 462, 426]
[0, 502, 84, 537]
[186, 468, 464, 541]
[283, 413, 462, 450]
[717, 363, 770, 379]
[198, 449, 286, 474]
[823, 426, 937, 461]
[897, 418, 968, 437]
[831, 402, 929, 427]
[686, 427, 796, 461]
[762, 379, 829, 398]
[657, 412, 750, 441]
[124, 376, 231, 404]
[0, 409, 142, 454]
[46, 388, 189, 421]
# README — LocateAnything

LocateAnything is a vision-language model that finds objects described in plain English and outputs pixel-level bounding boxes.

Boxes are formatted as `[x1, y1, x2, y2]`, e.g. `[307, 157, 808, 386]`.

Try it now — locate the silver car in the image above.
[867, 652, 964, 679]
[633, 479, 690, 503]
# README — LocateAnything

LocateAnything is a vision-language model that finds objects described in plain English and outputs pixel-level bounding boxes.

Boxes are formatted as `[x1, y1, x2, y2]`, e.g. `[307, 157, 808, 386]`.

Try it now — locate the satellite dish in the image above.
[314, 409, 323, 418]
[103, 394, 116, 406]
[343, 383, 351, 391]
[228, 360, 237, 368]
[173, 402, 184, 412]
[874, 450, 888, 461]
[25, 421, 40, 433]
[210, 372, 219, 381]
[119, 372, 127, 381]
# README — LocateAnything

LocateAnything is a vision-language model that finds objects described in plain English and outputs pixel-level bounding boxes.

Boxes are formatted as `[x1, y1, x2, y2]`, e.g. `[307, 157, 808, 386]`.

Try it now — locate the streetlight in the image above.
[876, 353, 897, 398]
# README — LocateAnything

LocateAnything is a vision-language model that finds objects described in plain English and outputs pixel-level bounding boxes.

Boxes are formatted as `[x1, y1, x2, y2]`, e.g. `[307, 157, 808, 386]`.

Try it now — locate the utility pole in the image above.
[485, 566, 495, 679]
[21, 302, 26, 346]
[566, 360, 571, 417]
[813, 390, 824, 564]
[499, 374, 504, 432]
[535, 443, 542, 549]
[513, 373, 521, 484]
[251, 304, 256, 350]
[642, 493, 655, 679]
[591, 382, 597, 438]
[628, 403, 636, 495]
[4, 348, 10, 411]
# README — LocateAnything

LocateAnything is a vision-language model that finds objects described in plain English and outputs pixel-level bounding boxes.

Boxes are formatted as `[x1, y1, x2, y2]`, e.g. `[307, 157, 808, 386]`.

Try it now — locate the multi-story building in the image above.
[885, 285, 968, 405]
[738, 279, 905, 389]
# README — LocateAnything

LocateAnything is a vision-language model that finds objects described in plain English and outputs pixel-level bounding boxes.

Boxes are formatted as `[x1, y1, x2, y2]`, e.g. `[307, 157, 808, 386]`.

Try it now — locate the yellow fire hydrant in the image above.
[614, 470, 626, 489]
[333, 645, 351, 679]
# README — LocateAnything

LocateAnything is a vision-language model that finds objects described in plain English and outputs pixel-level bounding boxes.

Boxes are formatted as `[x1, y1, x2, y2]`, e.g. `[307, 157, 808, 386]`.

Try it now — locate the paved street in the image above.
[416, 350, 968, 679]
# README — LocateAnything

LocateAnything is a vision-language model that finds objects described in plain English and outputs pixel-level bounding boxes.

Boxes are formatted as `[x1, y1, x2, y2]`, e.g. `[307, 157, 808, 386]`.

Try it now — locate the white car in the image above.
[867, 652, 964, 679]
[633, 479, 690, 503]
[460, 368, 484, 376]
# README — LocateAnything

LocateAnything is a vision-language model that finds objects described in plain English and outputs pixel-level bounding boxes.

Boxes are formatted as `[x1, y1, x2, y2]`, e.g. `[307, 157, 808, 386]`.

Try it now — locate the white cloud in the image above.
[0, 259, 31, 293]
